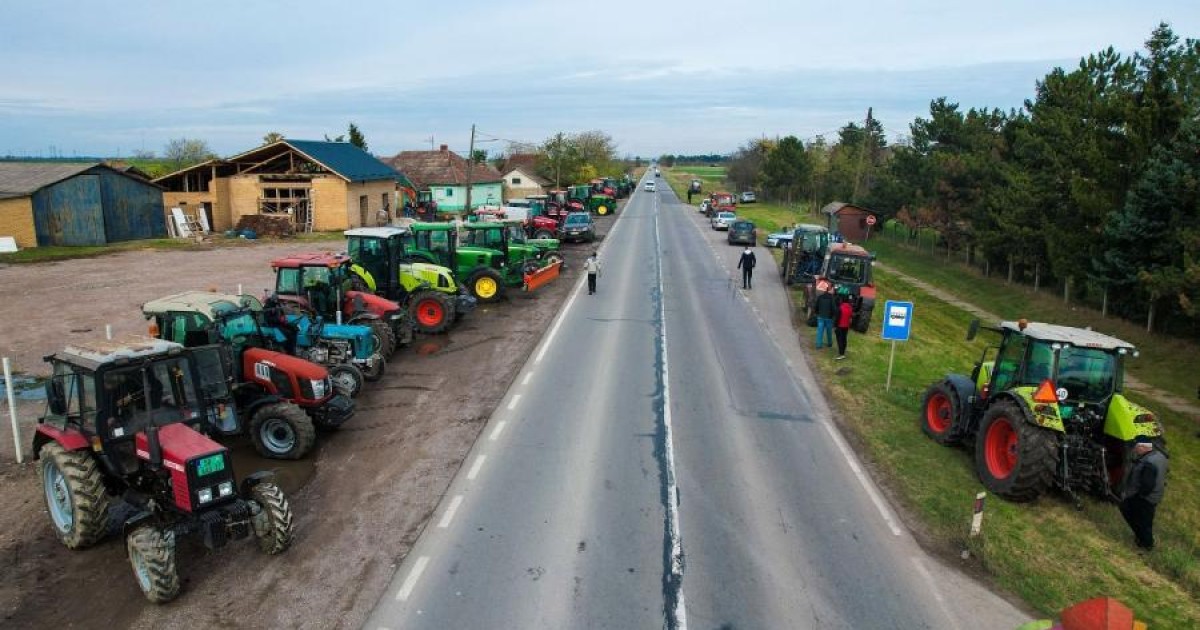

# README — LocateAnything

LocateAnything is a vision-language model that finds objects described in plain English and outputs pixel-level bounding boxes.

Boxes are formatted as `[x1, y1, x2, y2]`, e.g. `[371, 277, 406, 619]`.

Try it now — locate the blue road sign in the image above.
[881, 301, 914, 341]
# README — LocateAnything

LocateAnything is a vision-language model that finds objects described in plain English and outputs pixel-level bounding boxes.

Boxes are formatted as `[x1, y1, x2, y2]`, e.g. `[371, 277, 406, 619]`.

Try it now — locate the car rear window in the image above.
[732, 221, 754, 230]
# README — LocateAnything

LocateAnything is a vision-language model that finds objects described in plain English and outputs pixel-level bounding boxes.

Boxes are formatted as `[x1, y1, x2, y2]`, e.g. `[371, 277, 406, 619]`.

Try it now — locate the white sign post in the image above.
[881, 301, 914, 392]
[3, 357, 22, 463]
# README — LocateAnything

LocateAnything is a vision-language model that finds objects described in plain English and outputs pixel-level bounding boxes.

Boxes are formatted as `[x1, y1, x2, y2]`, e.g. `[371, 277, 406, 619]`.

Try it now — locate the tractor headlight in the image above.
[218, 481, 234, 498]
[311, 378, 328, 399]
[198, 488, 214, 504]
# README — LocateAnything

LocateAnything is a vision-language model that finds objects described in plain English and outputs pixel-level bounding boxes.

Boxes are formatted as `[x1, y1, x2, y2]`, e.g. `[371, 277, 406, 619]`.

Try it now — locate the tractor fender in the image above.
[988, 391, 1040, 428]
[939, 374, 978, 432]
[121, 510, 156, 538]
[33, 423, 89, 458]
[238, 394, 285, 420]
[239, 470, 278, 497]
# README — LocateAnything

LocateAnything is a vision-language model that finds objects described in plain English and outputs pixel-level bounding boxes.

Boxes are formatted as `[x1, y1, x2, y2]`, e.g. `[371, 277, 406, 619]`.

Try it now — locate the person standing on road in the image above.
[584, 251, 602, 295]
[1120, 438, 1168, 550]
[814, 284, 835, 349]
[834, 289, 853, 360]
[737, 246, 757, 289]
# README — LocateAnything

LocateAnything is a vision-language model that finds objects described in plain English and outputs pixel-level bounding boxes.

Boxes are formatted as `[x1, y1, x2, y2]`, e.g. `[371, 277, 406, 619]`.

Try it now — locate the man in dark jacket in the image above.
[737, 246, 757, 289]
[814, 285, 835, 349]
[1120, 438, 1169, 550]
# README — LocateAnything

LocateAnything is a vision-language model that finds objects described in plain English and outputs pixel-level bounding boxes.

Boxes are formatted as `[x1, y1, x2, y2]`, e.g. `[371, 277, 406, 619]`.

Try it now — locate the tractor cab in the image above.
[780, 224, 831, 286]
[802, 242, 877, 333]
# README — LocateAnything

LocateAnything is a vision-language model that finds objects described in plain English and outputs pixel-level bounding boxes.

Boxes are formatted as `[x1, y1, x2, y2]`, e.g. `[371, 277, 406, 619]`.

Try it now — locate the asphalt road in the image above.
[366, 177, 1029, 629]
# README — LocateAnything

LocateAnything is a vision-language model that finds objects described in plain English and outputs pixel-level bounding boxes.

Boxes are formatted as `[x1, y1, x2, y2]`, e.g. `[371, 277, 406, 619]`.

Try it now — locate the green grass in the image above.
[0, 231, 344, 264]
[804, 265, 1200, 627]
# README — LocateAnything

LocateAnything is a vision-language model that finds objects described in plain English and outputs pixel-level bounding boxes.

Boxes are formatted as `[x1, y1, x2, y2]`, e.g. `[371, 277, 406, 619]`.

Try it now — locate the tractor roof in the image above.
[464, 221, 506, 229]
[792, 224, 828, 233]
[52, 335, 183, 371]
[271, 252, 351, 268]
[142, 291, 259, 319]
[829, 242, 870, 257]
[344, 226, 411, 238]
[1000, 321, 1136, 351]
[406, 222, 454, 231]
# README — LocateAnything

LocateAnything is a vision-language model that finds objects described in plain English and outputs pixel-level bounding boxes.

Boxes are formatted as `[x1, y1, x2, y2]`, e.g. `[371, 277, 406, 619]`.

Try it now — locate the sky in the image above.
[2, 0, 1198, 159]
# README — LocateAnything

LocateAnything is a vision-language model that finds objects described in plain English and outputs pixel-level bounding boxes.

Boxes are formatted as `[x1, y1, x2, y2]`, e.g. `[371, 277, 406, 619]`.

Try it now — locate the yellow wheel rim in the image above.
[476, 277, 498, 299]
[597, 206, 609, 215]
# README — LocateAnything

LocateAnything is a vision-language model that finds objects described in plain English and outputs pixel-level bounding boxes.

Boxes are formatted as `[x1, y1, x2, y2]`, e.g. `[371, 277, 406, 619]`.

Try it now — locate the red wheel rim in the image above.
[416, 299, 444, 327]
[925, 392, 951, 433]
[984, 416, 1018, 479]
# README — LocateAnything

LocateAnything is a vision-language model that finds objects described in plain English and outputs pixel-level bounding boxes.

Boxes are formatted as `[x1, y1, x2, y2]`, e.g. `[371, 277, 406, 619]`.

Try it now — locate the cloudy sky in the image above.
[2, 1, 1197, 159]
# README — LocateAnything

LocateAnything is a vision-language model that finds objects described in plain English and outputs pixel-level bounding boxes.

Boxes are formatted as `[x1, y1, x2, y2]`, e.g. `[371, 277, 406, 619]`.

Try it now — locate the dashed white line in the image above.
[437, 495, 464, 529]
[911, 556, 960, 629]
[395, 555, 430, 601]
[522, 372, 533, 386]
[506, 394, 521, 410]
[489, 420, 508, 441]
[467, 455, 486, 480]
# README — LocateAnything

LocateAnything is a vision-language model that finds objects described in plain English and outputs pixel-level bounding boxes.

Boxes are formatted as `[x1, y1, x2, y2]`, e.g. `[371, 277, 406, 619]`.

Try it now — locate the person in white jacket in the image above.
[583, 252, 602, 295]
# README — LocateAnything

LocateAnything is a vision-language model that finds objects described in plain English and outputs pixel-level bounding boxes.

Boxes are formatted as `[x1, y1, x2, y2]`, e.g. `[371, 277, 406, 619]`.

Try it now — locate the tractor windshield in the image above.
[102, 358, 200, 435]
[1055, 346, 1117, 403]
[827, 254, 867, 284]
[506, 225, 527, 243]
[347, 235, 391, 283]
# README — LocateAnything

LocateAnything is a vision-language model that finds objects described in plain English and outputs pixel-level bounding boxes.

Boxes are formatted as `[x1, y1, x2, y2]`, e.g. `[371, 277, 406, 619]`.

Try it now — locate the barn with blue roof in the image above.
[155, 139, 401, 232]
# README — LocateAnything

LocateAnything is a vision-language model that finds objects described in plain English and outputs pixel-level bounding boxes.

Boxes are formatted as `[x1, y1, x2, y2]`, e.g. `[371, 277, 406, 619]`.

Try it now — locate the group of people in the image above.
[813, 284, 854, 360]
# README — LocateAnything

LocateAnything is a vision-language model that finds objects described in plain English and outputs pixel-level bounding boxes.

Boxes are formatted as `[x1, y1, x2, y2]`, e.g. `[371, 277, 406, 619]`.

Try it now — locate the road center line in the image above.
[467, 455, 486, 480]
[395, 555, 429, 601]
[437, 495, 464, 529]
[489, 420, 508, 441]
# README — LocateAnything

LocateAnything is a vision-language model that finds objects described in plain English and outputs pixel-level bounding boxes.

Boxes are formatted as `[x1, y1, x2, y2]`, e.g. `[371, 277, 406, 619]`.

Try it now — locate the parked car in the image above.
[711, 211, 736, 230]
[765, 230, 793, 248]
[644, 181, 656, 192]
[558, 212, 596, 243]
[727, 220, 757, 245]
[740, 191, 757, 203]
[698, 199, 710, 214]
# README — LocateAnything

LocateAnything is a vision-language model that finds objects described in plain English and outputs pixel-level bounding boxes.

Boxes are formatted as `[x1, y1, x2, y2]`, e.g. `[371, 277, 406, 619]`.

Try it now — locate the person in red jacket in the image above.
[835, 288, 853, 360]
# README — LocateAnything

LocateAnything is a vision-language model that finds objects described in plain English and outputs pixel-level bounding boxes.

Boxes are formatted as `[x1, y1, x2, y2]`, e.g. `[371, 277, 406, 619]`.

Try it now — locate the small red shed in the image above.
[821, 202, 877, 242]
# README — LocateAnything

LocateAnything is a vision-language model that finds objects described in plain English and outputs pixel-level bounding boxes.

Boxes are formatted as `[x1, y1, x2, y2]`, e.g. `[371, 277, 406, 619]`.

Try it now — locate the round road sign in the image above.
[865, 214, 877, 226]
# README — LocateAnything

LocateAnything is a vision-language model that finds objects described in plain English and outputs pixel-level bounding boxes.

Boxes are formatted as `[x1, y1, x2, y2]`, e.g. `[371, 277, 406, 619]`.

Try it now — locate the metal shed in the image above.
[0, 162, 166, 247]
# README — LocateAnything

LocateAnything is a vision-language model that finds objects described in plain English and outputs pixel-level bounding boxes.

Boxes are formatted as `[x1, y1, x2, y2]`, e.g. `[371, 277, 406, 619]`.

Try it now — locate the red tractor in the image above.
[33, 337, 294, 603]
[270, 252, 414, 356]
[802, 242, 877, 333]
[708, 191, 737, 217]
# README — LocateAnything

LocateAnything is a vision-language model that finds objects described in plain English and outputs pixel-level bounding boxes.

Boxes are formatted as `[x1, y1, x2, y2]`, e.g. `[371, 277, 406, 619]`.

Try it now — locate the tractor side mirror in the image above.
[46, 379, 67, 415]
[966, 319, 981, 342]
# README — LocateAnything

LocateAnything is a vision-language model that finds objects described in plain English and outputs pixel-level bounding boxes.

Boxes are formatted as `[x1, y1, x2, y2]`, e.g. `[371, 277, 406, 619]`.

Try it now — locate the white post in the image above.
[105, 324, 112, 340]
[885, 340, 897, 392]
[969, 492, 987, 537]
[3, 358, 22, 464]
[238, 283, 243, 296]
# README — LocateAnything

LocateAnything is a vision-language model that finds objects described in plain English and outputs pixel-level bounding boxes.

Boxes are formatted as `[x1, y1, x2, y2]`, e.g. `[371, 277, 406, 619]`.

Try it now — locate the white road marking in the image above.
[467, 455, 486, 480]
[911, 556, 960, 629]
[507, 394, 521, 411]
[489, 420, 507, 441]
[522, 372, 533, 386]
[395, 555, 430, 601]
[438, 495, 464, 529]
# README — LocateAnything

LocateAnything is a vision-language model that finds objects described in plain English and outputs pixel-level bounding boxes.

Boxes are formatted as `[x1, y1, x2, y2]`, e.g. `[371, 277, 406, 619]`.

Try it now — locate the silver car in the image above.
[711, 211, 736, 230]
[765, 230, 793, 248]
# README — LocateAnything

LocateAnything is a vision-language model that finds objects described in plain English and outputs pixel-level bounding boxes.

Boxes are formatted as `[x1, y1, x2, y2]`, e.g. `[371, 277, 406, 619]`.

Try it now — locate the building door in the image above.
[359, 195, 368, 227]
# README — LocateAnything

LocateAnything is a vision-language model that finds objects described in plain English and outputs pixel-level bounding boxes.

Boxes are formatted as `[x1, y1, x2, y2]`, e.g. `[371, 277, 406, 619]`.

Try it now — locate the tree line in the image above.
[729, 24, 1200, 335]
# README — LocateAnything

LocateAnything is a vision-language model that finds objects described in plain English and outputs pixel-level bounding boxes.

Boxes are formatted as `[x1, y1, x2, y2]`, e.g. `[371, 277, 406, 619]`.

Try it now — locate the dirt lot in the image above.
[0, 214, 614, 629]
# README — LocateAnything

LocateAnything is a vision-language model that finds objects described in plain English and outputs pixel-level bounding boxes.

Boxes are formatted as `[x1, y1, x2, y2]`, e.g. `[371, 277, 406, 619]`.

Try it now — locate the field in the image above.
[664, 166, 1200, 627]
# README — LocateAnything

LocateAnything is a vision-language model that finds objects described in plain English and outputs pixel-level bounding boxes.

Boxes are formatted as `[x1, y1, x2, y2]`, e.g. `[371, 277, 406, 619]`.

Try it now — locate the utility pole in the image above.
[851, 107, 873, 203]
[427, 135, 435, 150]
[464, 124, 476, 214]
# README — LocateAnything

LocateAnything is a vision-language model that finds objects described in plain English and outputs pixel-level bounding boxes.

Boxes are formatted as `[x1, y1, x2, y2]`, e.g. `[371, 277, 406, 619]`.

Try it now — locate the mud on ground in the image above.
[0, 214, 614, 629]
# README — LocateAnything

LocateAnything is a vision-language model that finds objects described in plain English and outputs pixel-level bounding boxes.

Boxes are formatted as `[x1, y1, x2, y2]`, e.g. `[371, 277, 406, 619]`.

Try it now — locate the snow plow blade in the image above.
[523, 261, 561, 292]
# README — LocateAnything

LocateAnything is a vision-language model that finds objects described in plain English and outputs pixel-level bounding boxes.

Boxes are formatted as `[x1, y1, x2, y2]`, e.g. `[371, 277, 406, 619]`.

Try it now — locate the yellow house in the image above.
[154, 140, 400, 233]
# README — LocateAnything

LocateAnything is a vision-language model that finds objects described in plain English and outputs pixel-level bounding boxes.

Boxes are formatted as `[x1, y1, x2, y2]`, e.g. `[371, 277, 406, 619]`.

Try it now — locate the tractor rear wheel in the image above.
[367, 320, 396, 357]
[852, 305, 873, 333]
[534, 229, 555, 240]
[250, 402, 316, 460]
[249, 482, 294, 555]
[974, 401, 1058, 502]
[329, 363, 365, 397]
[362, 354, 386, 382]
[38, 442, 109, 549]
[920, 382, 961, 445]
[126, 526, 180, 603]
[410, 291, 452, 334]
[468, 268, 505, 303]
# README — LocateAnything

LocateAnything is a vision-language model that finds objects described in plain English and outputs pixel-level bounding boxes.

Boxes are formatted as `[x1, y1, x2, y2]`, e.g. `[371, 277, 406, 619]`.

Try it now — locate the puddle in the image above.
[414, 337, 450, 355]
[226, 436, 317, 496]
[1, 375, 47, 400]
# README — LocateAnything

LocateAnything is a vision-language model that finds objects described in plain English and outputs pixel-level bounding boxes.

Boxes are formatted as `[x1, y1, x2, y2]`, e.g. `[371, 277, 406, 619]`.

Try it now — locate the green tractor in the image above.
[567, 184, 615, 216]
[344, 226, 477, 334]
[404, 221, 559, 304]
[920, 320, 1165, 504]
[463, 219, 566, 270]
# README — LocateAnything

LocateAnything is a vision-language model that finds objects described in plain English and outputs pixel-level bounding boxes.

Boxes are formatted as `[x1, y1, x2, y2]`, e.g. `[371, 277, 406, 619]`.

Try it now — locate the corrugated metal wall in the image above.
[99, 169, 165, 242]
[32, 174, 105, 246]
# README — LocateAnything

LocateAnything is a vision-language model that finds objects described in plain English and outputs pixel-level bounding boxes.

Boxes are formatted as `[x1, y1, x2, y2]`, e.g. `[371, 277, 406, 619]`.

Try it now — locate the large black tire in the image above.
[328, 363, 365, 397]
[362, 354, 386, 382]
[468, 268, 506, 303]
[249, 482, 294, 555]
[974, 400, 1058, 502]
[533, 229, 555, 240]
[802, 291, 817, 327]
[852, 304, 873, 333]
[520, 261, 540, 277]
[126, 526, 180, 603]
[249, 402, 317, 460]
[38, 442, 109, 549]
[920, 382, 962, 445]
[410, 291, 453, 334]
[544, 251, 566, 270]
[367, 320, 396, 357]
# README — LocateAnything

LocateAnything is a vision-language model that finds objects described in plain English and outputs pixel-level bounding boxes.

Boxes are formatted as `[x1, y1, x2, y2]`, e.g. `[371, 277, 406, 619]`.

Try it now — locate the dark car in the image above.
[727, 220, 756, 246]
[559, 211, 596, 243]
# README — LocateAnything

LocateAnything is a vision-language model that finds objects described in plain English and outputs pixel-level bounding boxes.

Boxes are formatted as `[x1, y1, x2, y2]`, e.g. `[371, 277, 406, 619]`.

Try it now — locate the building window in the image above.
[382, 193, 390, 211]
[445, 188, 454, 197]
[511, 177, 522, 185]
[260, 186, 311, 215]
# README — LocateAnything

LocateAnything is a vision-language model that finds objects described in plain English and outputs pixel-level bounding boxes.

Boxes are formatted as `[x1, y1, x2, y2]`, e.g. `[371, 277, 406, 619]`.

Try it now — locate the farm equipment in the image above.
[32, 336, 294, 602]
[801, 241, 876, 333]
[404, 221, 560, 303]
[707, 191, 736, 217]
[271, 252, 413, 356]
[567, 184, 615, 216]
[463, 219, 566, 268]
[344, 226, 477, 334]
[143, 291, 356, 458]
[920, 320, 1165, 504]
[780, 224, 832, 285]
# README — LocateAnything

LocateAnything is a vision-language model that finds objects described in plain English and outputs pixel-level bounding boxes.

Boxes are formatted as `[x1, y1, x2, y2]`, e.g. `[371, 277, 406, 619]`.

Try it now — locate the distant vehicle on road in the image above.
[740, 191, 757, 203]
[711, 211, 736, 230]
[644, 181, 656, 192]
[727, 220, 757, 245]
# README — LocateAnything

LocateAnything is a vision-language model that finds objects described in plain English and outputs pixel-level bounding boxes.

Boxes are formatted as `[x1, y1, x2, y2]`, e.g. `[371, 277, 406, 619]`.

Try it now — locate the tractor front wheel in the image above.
[249, 482, 294, 555]
[38, 442, 109, 549]
[468, 268, 505, 304]
[250, 402, 317, 460]
[920, 382, 961, 445]
[367, 320, 396, 357]
[361, 354, 386, 382]
[410, 291, 453, 334]
[126, 526, 180, 603]
[328, 363, 365, 398]
[974, 401, 1058, 502]
[533, 229, 555, 240]
[544, 252, 566, 270]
